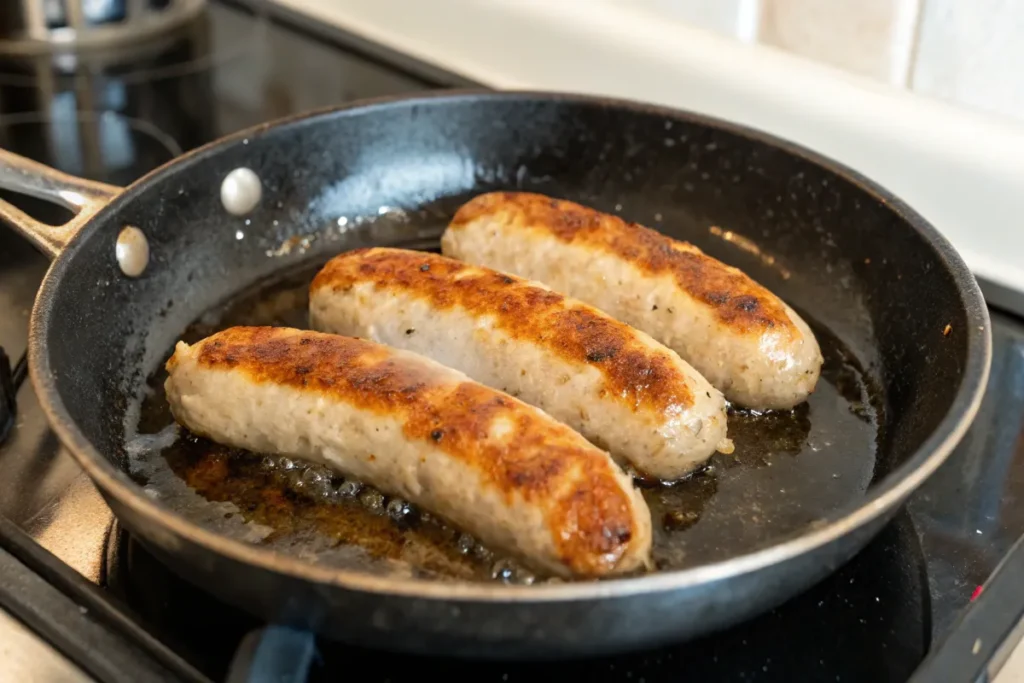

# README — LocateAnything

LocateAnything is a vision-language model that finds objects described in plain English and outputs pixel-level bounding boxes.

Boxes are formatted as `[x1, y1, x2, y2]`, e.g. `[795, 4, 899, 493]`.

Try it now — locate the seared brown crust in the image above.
[449, 192, 795, 337]
[311, 248, 693, 412]
[174, 326, 639, 576]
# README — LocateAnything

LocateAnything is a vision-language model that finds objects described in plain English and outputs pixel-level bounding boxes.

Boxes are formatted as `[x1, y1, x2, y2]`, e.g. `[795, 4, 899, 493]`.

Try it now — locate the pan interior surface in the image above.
[35, 93, 979, 592]
[127, 249, 878, 583]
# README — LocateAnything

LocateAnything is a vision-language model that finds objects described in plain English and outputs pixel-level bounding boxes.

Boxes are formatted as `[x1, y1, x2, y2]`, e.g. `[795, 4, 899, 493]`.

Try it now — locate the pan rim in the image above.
[28, 89, 992, 603]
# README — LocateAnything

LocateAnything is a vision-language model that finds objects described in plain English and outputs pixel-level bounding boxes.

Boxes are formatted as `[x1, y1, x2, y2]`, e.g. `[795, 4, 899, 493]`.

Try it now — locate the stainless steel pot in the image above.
[0, 0, 206, 52]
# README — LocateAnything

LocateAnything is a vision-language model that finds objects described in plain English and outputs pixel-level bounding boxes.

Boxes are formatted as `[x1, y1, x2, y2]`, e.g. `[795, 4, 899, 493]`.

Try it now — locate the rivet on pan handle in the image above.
[0, 147, 120, 260]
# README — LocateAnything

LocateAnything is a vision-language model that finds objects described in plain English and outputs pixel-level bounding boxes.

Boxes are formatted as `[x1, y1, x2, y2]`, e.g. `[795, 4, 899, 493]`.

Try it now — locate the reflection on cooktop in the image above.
[106, 515, 927, 683]
[0, 112, 180, 191]
[911, 310, 1024, 638]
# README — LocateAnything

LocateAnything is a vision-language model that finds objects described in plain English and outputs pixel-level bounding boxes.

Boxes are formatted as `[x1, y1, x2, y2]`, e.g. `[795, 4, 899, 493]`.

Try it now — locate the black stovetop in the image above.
[0, 2, 1022, 682]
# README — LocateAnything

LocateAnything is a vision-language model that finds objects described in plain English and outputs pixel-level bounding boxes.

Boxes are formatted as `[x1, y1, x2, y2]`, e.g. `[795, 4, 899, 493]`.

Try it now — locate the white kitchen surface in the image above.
[273, 0, 1024, 306]
[1000, 628, 1024, 683]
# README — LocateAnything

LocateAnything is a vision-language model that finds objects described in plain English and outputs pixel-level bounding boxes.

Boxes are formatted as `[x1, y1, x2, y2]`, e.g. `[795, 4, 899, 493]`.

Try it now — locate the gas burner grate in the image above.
[0, 348, 20, 445]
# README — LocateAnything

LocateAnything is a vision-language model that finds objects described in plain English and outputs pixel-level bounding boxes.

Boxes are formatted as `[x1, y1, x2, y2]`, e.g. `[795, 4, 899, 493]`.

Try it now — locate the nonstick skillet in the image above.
[0, 91, 990, 659]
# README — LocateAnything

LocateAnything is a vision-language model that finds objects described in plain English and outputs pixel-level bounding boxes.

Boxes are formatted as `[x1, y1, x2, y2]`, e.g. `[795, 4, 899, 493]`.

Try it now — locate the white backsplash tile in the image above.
[911, 0, 1024, 124]
[626, 0, 922, 84]
[755, 0, 921, 84]
[623, 0, 1024, 122]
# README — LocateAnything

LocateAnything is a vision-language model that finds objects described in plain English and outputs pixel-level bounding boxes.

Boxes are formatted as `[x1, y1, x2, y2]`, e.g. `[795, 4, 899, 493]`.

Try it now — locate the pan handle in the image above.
[0, 147, 121, 259]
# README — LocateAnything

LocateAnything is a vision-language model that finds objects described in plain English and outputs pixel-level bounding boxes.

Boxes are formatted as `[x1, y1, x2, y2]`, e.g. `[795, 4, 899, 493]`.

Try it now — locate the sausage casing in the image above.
[442, 192, 823, 410]
[164, 326, 652, 577]
[310, 248, 729, 480]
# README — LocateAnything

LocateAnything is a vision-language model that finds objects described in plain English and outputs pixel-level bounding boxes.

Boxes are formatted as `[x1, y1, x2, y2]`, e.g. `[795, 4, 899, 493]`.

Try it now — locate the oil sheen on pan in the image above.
[126, 244, 881, 585]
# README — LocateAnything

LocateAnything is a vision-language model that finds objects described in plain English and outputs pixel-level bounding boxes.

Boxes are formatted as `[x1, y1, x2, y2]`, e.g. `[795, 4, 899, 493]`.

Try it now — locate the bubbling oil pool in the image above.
[126, 250, 881, 585]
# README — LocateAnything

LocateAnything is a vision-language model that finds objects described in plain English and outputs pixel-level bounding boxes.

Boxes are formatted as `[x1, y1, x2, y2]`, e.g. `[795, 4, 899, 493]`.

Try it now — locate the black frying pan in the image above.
[0, 91, 990, 659]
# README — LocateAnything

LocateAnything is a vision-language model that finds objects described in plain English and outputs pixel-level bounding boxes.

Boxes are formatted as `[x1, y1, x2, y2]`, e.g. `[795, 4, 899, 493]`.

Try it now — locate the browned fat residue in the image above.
[311, 248, 693, 412]
[170, 446, 472, 575]
[186, 450, 230, 489]
[450, 192, 796, 337]
[181, 326, 638, 576]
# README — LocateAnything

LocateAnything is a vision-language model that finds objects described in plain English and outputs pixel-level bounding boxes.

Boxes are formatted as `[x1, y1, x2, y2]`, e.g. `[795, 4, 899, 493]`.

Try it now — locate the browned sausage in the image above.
[164, 326, 652, 577]
[442, 192, 823, 409]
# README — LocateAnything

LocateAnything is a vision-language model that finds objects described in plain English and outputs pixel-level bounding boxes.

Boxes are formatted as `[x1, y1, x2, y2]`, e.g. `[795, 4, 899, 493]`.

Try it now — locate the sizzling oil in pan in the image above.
[130, 246, 881, 585]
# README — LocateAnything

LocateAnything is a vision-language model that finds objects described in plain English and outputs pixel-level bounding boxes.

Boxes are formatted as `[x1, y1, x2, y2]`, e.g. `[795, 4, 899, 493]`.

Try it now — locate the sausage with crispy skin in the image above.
[442, 192, 823, 410]
[164, 326, 652, 578]
[310, 248, 730, 480]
